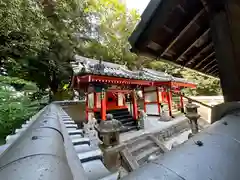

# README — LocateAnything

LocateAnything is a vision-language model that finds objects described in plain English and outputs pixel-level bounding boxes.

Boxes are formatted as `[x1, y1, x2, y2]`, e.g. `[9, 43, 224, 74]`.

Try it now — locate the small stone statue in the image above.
[83, 117, 98, 137]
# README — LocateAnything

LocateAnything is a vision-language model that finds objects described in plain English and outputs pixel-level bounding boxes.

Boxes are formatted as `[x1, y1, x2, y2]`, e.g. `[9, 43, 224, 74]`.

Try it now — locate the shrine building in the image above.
[71, 55, 196, 132]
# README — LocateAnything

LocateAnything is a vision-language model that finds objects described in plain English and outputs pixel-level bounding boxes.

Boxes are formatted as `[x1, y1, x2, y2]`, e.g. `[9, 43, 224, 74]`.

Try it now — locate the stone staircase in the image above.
[59, 111, 119, 180]
[95, 108, 138, 133]
[121, 135, 168, 171]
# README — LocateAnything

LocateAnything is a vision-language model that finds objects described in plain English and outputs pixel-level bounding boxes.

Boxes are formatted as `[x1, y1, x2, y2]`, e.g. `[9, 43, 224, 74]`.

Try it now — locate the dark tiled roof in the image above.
[72, 55, 194, 84]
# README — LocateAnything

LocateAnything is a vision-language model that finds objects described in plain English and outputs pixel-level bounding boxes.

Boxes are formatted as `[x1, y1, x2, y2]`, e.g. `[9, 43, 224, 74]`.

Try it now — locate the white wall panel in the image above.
[146, 104, 159, 115]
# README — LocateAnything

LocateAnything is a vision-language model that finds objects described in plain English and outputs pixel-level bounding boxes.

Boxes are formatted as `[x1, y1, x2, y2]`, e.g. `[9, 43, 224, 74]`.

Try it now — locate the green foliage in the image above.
[0, 75, 37, 91]
[0, 0, 89, 100]
[0, 76, 40, 139]
[147, 60, 222, 96]
[82, 0, 140, 66]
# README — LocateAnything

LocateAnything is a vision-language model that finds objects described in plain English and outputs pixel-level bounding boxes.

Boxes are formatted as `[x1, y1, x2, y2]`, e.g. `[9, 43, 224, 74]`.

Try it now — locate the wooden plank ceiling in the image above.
[129, 0, 218, 77]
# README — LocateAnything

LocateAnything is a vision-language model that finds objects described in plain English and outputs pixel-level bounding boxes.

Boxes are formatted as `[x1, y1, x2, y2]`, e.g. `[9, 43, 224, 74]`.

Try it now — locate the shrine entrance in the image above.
[106, 91, 127, 111]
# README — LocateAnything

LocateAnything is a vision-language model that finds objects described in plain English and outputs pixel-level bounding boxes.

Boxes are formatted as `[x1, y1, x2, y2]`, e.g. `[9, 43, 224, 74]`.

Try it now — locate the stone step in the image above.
[119, 117, 135, 124]
[61, 114, 71, 117]
[120, 135, 167, 171]
[126, 136, 149, 149]
[120, 126, 137, 133]
[129, 139, 153, 154]
[136, 146, 160, 163]
[68, 129, 84, 136]
[78, 149, 102, 163]
[123, 121, 136, 127]
[72, 138, 90, 146]
[95, 109, 129, 116]
[65, 124, 78, 129]
[74, 144, 92, 153]
[67, 128, 77, 131]
[63, 120, 75, 124]
[114, 114, 132, 119]
[62, 117, 72, 121]
[70, 134, 83, 139]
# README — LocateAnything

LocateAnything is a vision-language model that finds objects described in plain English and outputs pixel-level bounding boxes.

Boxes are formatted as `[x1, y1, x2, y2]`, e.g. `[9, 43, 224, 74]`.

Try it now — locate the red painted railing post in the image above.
[85, 92, 88, 121]
[156, 87, 161, 116]
[101, 89, 106, 120]
[166, 91, 172, 117]
[132, 90, 138, 120]
[180, 93, 184, 113]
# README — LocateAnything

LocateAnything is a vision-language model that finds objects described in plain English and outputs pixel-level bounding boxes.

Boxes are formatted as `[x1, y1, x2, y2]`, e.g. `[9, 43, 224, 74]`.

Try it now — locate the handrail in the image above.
[171, 91, 213, 109]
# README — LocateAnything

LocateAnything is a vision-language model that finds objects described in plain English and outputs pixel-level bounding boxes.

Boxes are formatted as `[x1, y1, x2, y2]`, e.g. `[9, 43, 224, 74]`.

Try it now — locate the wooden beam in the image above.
[177, 4, 186, 13]
[195, 52, 215, 68]
[162, 25, 173, 33]
[201, 59, 216, 71]
[161, 9, 205, 57]
[185, 42, 213, 67]
[90, 75, 152, 86]
[209, 68, 218, 76]
[206, 64, 218, 74]
[130, 0, 182, 52]
[176, 29, 210, 61]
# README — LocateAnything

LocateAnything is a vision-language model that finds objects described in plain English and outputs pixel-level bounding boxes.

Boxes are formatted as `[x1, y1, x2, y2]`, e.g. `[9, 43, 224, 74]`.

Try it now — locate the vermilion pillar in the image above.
[101, 89, 106, 120]
[132, 90, 138, 120]
[142, 87, 146, 112]
[156, 87, 161, 116]
[85, 92, 88, 121]
[166, 91, 172, 117]
[180, 93, 184, 113]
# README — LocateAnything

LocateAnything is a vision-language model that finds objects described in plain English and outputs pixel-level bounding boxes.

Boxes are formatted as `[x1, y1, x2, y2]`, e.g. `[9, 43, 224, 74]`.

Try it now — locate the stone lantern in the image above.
[95, 114, 122, 147]
[185, 99, 200, 138]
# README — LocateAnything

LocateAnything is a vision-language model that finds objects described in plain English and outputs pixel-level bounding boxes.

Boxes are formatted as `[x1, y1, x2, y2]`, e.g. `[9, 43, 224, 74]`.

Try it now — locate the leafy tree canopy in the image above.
[0, 0, 221, 99]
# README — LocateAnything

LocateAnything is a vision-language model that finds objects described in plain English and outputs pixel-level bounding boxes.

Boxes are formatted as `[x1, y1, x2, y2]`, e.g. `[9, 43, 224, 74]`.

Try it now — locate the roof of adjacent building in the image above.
[129, 0, 217, 77]
[72, 55, 195, 85]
